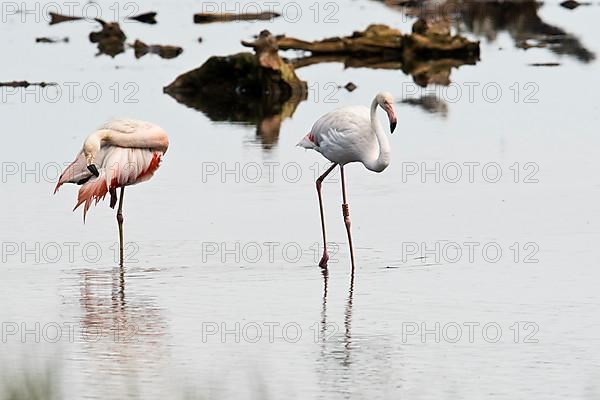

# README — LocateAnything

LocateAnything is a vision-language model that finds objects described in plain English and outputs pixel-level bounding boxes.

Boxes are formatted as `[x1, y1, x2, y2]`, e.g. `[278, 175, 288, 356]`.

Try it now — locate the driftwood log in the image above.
[193, 11, 280, 23]
[281, 22, 480, 86]
[277, 24, 403, 54]
[276, 23, 479, 58]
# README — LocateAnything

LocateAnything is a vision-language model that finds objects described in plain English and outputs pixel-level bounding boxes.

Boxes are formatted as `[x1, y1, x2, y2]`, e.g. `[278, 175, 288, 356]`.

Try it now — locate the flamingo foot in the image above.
[319, 252, 329, 269]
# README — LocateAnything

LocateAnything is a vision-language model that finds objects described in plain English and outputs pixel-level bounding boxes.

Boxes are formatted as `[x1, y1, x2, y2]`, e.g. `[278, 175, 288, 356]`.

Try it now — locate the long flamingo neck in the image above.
[365, 98, 391, 172]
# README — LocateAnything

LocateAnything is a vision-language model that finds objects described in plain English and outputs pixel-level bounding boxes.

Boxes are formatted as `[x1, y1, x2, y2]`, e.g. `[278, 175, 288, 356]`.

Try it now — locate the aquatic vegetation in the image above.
[1, 367, 60, 400]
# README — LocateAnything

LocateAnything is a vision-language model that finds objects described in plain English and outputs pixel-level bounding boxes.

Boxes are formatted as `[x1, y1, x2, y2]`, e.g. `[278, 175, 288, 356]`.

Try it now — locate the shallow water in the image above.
[1, 0, 600, 399]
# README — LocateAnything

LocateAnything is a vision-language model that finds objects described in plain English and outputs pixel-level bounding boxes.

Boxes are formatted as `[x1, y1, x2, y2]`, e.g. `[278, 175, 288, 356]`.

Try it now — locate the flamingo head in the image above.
[376, 92, 397, 133]
[83, 134, 101, 177]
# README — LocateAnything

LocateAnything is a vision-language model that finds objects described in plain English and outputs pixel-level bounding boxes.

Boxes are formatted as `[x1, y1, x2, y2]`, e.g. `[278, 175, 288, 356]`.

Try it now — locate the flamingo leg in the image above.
[316, 163, 337, 268]
[340, 165, 356, 271]
[116, 186, 125, 267]
[109, 188, 117, 209]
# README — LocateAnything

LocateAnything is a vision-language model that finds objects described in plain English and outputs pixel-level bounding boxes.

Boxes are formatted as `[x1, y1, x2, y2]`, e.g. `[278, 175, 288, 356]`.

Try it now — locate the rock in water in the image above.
[164, 30, 307, 149]
[164, 30, 306, 102]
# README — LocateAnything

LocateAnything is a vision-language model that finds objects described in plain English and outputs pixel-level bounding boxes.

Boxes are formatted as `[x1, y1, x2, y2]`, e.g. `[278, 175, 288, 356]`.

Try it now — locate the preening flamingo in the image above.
[298, 92, 397, 270]
[54, 119, 169, 265]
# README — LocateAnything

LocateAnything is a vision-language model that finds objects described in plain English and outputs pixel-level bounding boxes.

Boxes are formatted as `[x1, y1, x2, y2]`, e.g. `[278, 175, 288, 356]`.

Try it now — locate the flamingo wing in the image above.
[101, 119, 169, 153]
[72, 146, 163, 221]
[301, 106, 376, 164]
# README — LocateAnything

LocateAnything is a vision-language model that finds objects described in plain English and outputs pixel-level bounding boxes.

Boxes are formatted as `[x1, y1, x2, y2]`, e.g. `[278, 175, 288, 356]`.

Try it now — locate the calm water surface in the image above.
[1, 0, 599, 398]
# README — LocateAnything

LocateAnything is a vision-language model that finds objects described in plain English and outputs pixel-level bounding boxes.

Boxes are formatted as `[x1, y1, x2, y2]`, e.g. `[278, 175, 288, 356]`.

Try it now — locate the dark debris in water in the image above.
[47, 11, 178, 59]
[127, 11, 157, 24]
[401, 94, 448, 116]
[560, 0, 590, 9]
[133, 40, 183, 59]
[193, 11, 280, 23]
[377, 0, 595, 63]
[36, 37, 69, 43]
[89, 19, 126, 57]
[48, 12, 82, 25]
[529, 62, 561, 66]
[0, 81, 57, 88]
[344, 82, 358, 92]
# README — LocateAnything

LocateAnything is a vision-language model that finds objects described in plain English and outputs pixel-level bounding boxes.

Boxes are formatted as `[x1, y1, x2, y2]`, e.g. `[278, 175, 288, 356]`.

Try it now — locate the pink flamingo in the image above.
[54, 119, 169, 265]
[298, 92, 397, 270]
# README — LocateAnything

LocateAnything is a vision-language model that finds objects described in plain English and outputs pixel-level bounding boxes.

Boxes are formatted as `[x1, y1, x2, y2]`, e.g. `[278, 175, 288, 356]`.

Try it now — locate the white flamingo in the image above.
[54, 119, 169, 265]
[298, 92, 397, 270]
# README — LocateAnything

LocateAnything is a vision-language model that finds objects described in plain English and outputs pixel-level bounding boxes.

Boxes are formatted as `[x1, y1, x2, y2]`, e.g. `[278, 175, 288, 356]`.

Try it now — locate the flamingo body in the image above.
[299, 106, 382, 166]
[298, 92, 397, 269]
[55, 118, 169, 220]
[298, 93, 396, 173]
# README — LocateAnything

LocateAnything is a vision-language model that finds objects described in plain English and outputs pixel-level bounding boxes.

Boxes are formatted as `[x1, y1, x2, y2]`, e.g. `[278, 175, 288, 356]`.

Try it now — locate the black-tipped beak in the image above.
[383, 102, 398, 134]
[87, 164, 100, 177]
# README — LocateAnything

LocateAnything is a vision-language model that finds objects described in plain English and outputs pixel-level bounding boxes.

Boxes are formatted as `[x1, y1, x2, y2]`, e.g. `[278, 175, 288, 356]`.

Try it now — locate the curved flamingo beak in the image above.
[87, 164, 100, 177]
[383, 102, 397, 133]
